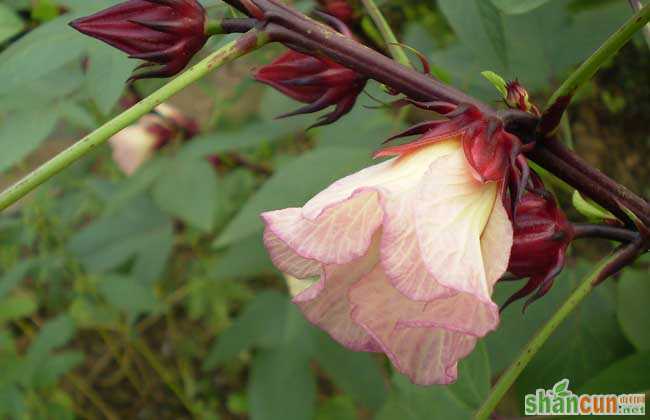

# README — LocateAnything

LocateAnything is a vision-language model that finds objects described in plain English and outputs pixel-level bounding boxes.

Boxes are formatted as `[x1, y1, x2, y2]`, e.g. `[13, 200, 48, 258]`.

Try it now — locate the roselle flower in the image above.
[69, 0, 208, 80]
[262, 134, 514, 385]
[502, 186, 574, 311]
[109, 104, 197, 175]
[253, 50, 367, 127]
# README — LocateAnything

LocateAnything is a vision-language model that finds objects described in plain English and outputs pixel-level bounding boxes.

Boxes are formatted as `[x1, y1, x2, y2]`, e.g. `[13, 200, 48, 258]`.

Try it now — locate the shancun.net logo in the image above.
[524, 379, 646, 416]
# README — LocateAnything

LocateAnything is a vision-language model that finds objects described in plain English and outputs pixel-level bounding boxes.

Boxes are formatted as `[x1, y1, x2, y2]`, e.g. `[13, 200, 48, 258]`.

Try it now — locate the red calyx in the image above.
[254, 49, 367, 128]
[502, 179, 574, 312]
[376, 103, 521, 183]
[69, 0, 208, 81]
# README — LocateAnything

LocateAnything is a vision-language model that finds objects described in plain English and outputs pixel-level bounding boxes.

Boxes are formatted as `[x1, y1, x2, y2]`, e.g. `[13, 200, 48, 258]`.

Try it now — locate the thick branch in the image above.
[221, 0, 650, 229]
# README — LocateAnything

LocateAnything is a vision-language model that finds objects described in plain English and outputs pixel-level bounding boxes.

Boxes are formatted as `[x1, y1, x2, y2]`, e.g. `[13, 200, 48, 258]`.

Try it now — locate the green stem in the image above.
[546, 4, 650, 107]
[0, 29, 268, 212]
[133, 338, 198, 414]
[474, 251, 626, 420]
[359, 0, 412, 68]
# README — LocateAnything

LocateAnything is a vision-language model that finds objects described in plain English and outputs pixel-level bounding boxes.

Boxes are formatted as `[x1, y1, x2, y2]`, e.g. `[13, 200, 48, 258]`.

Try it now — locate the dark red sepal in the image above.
[69, 0, 208, 81]
[501, 182, 574, 312]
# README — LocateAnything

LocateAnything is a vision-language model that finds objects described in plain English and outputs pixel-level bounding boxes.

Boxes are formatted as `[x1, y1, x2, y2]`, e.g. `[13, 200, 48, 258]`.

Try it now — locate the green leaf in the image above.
[481, 70, 508, 98]
[313, 332, 387, 410]
[447, 342, 491, 409]
[248, 347, 316, 420]
[0, 14, 90, 94]
[179, 121, 300, 159]
[215, 147, 373, 247]
[376, 375, 471, 420]
[438, 0, 508, 70]
[152, 156, 218, 232]
[578, 350, 650, 394]
[491, 0, 551, 14]
[0, 108, 59, 172]
[85, 43, 136, 115]
[31, 351, 84, 389]
[26, 315, 76, 361]
[617, 268, 650, 350]
[0, 259, 37, 299]
[68, 196, 174, 284]
[0, 295, 37, 323]
[0, 4, 24, 44]
[211, 234, 274, 280]
[98, 275, 159, 317]
[315, 396, 357, 420]
[203, 291, 289, 369]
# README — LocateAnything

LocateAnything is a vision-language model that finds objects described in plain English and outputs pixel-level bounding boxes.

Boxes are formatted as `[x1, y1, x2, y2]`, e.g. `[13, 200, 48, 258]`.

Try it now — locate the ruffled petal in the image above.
[263, 226, 321, 279]
[414, 149, 499, 302]
[349, 265, 482, 385]
[380, 191, 456, 301]
[262, 189, 383, 265]
[293, 234, 382, 351]
[302, 139, 461, 219]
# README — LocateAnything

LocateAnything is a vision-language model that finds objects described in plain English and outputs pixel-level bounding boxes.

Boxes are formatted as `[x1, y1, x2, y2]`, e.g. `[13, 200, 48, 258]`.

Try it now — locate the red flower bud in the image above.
[376, 103, 521, 182]
[505, 80, 538, 115]
[502, 186, 574, 311]
[254, 50, 367, 127]
[70, 0, 208, 80]
[317, 0, 356, 23]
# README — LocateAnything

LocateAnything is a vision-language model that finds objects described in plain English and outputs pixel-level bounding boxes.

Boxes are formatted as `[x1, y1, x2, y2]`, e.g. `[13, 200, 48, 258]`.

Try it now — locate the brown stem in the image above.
[537, 136, 650, 227]
[572, 223, 639, 243]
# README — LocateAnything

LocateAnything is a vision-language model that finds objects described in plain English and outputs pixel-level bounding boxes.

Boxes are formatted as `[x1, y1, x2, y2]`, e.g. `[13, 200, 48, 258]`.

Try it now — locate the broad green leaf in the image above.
[0, 14, 90, 94]
[211, 234, 274, 280]
[179, 121, 301, 159]
[447, 342, 491, 409]
[68, 196, 173, 284]
[215, 147, 373, 247]
[0, 260, 36, 299]
[315, 396, 357, 420]
[438, 0, 508, 70]
[0, 4, 24, 44]
[0, 108, 59, 172]
[152, 157, 218, 232]
[313, 332, 387, 410]
[376, 375, 471, 420]
[26, 315, 76, 362]
[249, 347, 316, 420]
[85, 43, 136, 115]
[203, 291, 289, 368]
[98, 275, 159, 317]
[617, 269, 650, 350]
[0, 295, 37, 323]
[30, 351, 84, 389]
[491, 0, 551, 14]
[578, 351, 650, 394]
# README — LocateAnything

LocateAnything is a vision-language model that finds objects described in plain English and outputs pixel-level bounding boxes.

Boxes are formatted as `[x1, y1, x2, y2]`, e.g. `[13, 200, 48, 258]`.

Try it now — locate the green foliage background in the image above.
[0, 0, 648, 418]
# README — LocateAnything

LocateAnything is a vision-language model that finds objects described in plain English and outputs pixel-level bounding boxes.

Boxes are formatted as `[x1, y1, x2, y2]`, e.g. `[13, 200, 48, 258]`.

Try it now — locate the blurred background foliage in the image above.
[0, 0, 648, 418]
